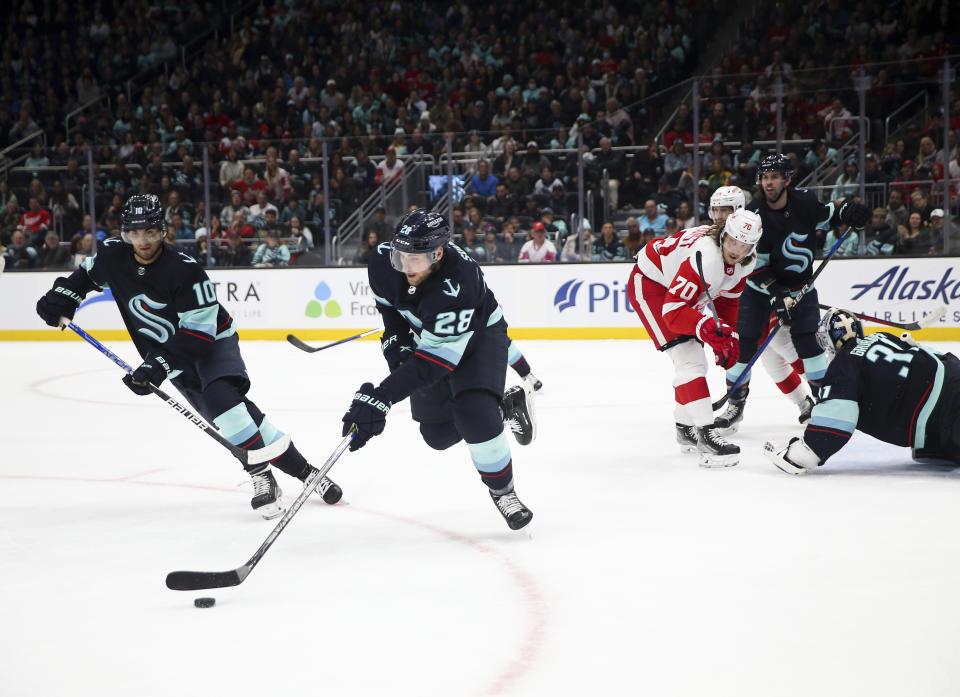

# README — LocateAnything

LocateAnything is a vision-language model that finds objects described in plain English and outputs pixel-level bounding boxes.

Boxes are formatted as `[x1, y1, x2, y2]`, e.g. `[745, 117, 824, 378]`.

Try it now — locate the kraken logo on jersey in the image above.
[782, 232, 813, 274]
[128, 293, 176, 343]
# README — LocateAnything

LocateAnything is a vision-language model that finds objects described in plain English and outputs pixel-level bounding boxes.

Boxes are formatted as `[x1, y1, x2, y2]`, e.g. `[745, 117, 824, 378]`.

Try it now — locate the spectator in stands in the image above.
[732, 140, 760, 185]
[881, 139, 906, 178]
[594, 137, 625, 210]
[824, 223, 859, 258]
[480, 224, 503, 264]
[639, 199, 669, 237]
[354, 230, 380, 265]
[173, 155, 202, 201]
[623, 217, 644, 258]
[252, 229, 290, 267]
[518, 221, 557, 263]
[4, 226, 37, 268]
[487, 183, 517, 222]
[676, 200, 695, 229]
[25, 143, 49, 169]
[467, 159, 499, 207]
[865, 207, 897, 255]
[915, 136, 938, 177]
[898, 212, 928, 253]
[230, 167, 267, 205]
[533, 166, 563, 200]
[862, 153, 890, 187]
[19, 197, 52, 241]
[215, 231, 253, 267]
[518, 141, 551, 182]
[885, 189, 909, 231]
[375, 146, 404, 186]
[72, 232, 95, 268]
[219, 147, 244, 189]
[225, 210, 256, 239]
[653, 174, 684, 218]
[352, 150, 378, 197]
[248, 190, 278, 228]
[164, 190, 191, 227]
[892, 160, 921, 199]
[459, 223, 486, 262]
[803, 139, 839, 177]
[48, 180, 80, 226]
[496, 221, 522, 263]
[0, 180, 17, 210]
[492, 140, 519, 178]
[706, 157, 732, 193]
[664, 140, 691, 178]
[220, 189, 249, 228]
[921, 209, 946, 255]
[822, 99, 854, 143]
[264, 149, 294, 202]
[832, 159, 860, 201]
[592, 221, 628, 261]
[280, 197, 308, 226]
[909, 189, 934, 222]
[288, 215, 314, 252]
[503, 166, 532, 199]
[560, 220, 594, 262]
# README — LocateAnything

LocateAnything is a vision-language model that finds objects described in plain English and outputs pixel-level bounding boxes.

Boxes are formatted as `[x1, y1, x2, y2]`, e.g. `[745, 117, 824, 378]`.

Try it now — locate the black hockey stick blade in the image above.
[286, 328, 379, 353]
[166, 566, 250, 591]
[165, 429, 355, 592]
[817, 304, 945, 331]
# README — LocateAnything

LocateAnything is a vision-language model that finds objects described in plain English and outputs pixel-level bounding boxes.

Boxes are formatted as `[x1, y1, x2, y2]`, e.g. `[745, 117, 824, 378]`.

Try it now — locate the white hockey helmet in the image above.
[722, 209, 762, 248]
[709, 185, 745, 220]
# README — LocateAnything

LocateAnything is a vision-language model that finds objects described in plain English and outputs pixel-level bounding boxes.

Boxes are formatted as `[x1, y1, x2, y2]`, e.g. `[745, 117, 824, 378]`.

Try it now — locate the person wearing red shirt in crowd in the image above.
[203, 100, 230, 135]
[375, 147, 404, 186]
[229, 167, 268, 205]
[892, 160, 923, 200]
[19, 197, 53, 239]
[224, 210, 256, 239]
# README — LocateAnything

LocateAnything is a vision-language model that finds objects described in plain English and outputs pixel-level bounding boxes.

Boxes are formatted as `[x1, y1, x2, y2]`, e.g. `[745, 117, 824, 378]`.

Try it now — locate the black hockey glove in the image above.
[838, 199, 870, 229]
[381, 331, 416, 372]
[122, 353, 173, 396]
[769, 285, 795, 325]
[342, 382, 392, 451]
[36, 277, 85, 328]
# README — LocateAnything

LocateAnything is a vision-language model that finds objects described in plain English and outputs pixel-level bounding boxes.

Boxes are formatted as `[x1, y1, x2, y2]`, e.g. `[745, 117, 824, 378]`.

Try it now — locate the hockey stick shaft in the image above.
[711, 226, 857, 410]
[286, 328, 380, 353]
[165, 428, 356, 591]
[816, 304, 946, 331]
[66, 321, 289, 466]
[694, 251, 722, 328]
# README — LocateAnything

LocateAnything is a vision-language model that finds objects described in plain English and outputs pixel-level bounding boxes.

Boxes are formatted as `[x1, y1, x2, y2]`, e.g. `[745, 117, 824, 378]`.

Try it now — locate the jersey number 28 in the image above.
[435, 309, 474, 335]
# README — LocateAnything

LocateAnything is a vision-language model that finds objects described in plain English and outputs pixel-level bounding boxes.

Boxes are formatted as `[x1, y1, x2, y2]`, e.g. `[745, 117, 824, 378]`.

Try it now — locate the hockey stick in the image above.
[711, 226, 857, 411]
[286, 328, 380, 353]
[694, 251, 723, 330]
[66, 320, 290, 466]
[816, 304, 946, 331]
[165, 428, 355, 591]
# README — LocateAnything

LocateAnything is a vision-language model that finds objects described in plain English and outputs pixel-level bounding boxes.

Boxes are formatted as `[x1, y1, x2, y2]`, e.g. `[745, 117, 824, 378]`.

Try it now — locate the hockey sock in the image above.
[508, 341, 531, 378]
[214, 403, 271, 473]
[467, 431, 514, 491]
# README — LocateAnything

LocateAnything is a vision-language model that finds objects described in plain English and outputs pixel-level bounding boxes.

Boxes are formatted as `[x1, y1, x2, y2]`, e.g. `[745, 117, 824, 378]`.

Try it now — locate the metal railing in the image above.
[0, 130, 46, 180]
[884, 91, 928, 146]
[64, 94, 112, 141]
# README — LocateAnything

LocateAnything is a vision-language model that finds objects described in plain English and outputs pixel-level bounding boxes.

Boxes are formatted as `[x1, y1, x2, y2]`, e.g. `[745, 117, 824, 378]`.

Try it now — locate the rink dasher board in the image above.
[2, 258, 958, 340]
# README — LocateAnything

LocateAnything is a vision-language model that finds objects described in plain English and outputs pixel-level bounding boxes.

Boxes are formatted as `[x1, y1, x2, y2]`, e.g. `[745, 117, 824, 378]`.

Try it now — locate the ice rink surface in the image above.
[3, 338, 960, 697]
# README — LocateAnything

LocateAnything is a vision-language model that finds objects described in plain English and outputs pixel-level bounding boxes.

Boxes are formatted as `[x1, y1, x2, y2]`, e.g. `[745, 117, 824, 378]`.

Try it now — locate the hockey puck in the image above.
[194, 597, 216, 609]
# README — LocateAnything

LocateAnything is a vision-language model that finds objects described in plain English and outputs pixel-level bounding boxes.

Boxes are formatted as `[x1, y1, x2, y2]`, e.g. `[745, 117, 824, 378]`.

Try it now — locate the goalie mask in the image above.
[816, 308, 864, 354]
[389, 208, 451, 273]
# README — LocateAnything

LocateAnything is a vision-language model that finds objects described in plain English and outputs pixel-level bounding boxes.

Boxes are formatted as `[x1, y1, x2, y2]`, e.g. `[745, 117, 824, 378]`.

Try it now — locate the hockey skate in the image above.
[798, 395, 816, 424]
[696, 426, 740, 468]
[714, 386, 749, 434]
[301, 466, 343, 505]
[490, 488, 533, 530]
[675, 423, 698, 454]
[523, 372, 543, 393]
[502, 384, 537, 446]
[250, 468, 284, 519]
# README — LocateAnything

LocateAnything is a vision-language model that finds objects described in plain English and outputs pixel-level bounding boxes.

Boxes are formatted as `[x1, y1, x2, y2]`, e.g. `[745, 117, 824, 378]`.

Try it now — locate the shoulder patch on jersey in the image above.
[442, 278, 461, 297]
[103, 237, 123, 246]
[376, 242, 391, 255]
[178, 251, 198, 264]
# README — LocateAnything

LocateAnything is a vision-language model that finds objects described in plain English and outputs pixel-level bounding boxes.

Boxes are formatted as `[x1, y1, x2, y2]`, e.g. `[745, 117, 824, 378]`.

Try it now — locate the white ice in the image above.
[2, 338, 960, 697]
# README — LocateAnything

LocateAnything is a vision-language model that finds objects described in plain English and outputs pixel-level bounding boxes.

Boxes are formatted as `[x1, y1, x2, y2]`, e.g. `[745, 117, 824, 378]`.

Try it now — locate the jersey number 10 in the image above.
[191, 280, 217, 305]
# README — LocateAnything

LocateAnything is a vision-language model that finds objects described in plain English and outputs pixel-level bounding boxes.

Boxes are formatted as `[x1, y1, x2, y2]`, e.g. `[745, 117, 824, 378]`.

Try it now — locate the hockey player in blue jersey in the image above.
[35, 193, 342, 518]
[765, 308, 960, 473]
[340, 208, 535, 530]
[716, 154, 870, 433]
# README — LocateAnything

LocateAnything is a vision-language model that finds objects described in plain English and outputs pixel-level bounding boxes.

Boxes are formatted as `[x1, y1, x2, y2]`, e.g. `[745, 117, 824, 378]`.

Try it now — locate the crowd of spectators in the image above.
[0, 0, 956, 269]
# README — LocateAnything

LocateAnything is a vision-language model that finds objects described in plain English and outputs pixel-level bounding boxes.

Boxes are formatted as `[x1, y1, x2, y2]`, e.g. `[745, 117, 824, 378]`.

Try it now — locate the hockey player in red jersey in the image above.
[627, 187, 761, 466]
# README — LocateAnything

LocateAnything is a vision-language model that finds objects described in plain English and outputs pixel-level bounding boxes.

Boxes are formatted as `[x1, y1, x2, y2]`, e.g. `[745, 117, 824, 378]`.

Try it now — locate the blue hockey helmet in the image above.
[390, 208, 451, 273]
[816, 307, 864, 354]
[756, 153, 794, 185]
